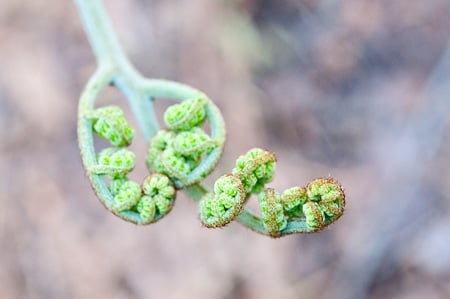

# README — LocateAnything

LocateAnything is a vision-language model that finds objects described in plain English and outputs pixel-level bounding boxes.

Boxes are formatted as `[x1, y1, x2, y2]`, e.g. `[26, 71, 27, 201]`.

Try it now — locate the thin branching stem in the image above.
[75, 0, 159, 139]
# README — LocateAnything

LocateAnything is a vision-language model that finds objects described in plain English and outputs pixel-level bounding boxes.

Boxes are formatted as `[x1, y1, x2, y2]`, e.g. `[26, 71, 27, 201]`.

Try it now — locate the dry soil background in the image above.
[1, 1, 450, 299]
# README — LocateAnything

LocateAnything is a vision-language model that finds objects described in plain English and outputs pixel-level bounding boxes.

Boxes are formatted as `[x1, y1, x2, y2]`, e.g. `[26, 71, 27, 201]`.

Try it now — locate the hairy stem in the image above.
[74, 0, 135, 73]
[75, 0, 159, 139]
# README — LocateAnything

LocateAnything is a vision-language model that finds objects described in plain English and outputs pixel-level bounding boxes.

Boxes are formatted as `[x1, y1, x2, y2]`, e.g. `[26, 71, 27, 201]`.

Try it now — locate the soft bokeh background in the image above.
[1, 0, 450, 298]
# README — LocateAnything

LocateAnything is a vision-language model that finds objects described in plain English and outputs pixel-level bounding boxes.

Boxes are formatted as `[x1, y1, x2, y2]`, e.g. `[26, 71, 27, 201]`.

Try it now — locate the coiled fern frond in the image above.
[76, 0, 346, 237]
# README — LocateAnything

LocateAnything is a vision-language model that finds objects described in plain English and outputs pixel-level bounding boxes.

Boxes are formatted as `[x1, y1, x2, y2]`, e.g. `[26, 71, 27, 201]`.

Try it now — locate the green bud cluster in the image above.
[136, 196, 156, 224]
[113, 180, 141, 212]
[173, 128, 216, 156]
[281, 187, 308, 219]
[302, 202, 324, 230]
[91, 106, 134, 147]
[197, 148, 278, 230]
[259, 188, 287, 237]
[199, 174, 246, 228]
[142, 173, 176, 220]
[164, 97, 207, 131]
[196, 148, 346, 236]
[83, 91, 227, 225]
[280, 178, 345, 231]
[305, 178, 345, 225]
[77, 31, 345, 235]
[109, 176, 128, 196]
[97, 148, 136, 176]
[147, 98, 220, 187]
[108, 173, 176, 224]
[257, 178, 345, 235]
[86, 104, 179, 224]
[232, 148, 276, 194]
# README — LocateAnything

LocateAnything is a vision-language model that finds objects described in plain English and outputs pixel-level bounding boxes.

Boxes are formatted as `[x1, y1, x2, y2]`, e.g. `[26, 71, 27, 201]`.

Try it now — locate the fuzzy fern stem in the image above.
[75, 0, 159, 139]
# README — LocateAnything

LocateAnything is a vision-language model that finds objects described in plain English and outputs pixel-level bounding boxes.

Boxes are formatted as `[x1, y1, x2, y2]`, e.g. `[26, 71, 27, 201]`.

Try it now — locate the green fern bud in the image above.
[259, 188, 287, 237]
[232, 148, 276, 194]
[136, 196, 156, 224]
[146, 130, 176, 174]
[199, 174, 246, 228]
[146, 98, 225, 188]
[143, 173, 176, 201]
[149, 129, 175, 151]
[306, 178, 345, 221]
[91, 106, 134, 147]
[303, 201, 324, 231]
[281, 187, 308, 219]
[164, 97, 207, 131]
[142, 173, 176, 218]
[113, 180, 141, 212]
[160, 148, 191, 181]
[97, 148, 136, 176]
[172, 128, 216, 157]
[146, 130, 213, 186]
[307, 178, 343, 202]
[153, 195, 172, 216]
[109, 176, 127, 196]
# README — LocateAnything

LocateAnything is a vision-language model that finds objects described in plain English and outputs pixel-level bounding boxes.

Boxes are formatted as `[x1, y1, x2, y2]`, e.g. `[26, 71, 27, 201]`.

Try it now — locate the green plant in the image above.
[76, 0, 346, 237]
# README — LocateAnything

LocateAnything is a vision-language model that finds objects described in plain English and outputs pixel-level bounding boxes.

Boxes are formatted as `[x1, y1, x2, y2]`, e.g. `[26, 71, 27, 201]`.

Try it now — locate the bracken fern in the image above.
[76, 0, 346, 237]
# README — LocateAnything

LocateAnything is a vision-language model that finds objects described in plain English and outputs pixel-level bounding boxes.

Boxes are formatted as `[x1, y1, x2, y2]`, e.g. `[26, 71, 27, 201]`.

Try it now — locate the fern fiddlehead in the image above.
[93, 147, 136, 176]
[232, 148, 277, 194]
[141, 173, 176, 223]
[146, 97, 224, 188]
[259, 188, 287, 237]
[164, 97, 207, 131]
[90, 106, 135, 147]
[199, 174, 246, 228]
[196, 148, 346, 237]
[76, 0, 346, 237]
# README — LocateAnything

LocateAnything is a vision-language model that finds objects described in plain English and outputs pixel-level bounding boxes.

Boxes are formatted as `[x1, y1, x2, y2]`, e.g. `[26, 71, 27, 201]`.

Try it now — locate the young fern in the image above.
[199, 174, 246, 228]
[75, 0, 346, 237]
[259, 189, 287, 238]
[197, 148, 346, 237]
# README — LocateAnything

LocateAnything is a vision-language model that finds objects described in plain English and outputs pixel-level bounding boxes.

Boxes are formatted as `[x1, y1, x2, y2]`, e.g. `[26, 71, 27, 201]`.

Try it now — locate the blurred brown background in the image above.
[1, 0, 450, 298]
